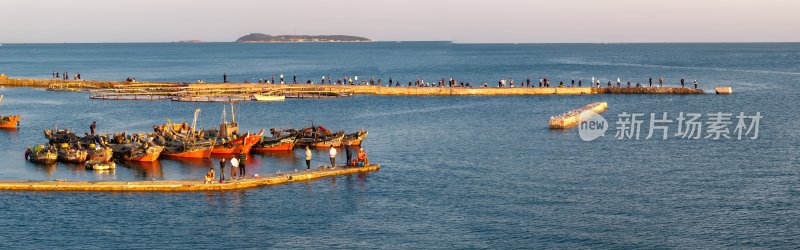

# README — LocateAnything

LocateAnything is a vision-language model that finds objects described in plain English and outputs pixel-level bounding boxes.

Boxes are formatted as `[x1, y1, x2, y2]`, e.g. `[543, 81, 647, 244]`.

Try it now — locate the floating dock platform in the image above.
[549, 102, 608, 129]
[0, 165, 380, 192]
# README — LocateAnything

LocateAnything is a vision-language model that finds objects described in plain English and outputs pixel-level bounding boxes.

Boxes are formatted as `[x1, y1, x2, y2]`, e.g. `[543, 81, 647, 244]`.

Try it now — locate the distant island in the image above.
[176, 40, 204, 43]
[235, 33, 371, 43]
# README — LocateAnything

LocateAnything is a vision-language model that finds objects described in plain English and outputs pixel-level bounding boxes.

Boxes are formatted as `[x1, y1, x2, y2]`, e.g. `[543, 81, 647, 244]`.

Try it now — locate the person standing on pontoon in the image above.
[329, 147, 337, 169]
[305, 146, 312, 170]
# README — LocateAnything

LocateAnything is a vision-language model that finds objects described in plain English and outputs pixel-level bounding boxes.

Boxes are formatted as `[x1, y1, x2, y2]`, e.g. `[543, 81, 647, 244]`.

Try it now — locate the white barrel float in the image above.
[715, 86, 733, 95]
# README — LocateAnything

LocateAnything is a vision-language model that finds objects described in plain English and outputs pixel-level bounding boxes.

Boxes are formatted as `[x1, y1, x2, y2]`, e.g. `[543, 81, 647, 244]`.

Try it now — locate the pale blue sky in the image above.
[1, 0, 798, 43]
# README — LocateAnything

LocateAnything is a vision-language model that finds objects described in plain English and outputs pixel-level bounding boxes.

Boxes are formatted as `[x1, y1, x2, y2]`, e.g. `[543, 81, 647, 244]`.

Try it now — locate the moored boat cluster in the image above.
[24, 109, 369, 171]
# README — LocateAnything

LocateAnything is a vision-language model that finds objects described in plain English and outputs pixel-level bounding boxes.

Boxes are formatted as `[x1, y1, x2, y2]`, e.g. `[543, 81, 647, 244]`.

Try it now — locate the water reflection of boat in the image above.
[162, 157, 213, 168]
[122, 160, 164, 178]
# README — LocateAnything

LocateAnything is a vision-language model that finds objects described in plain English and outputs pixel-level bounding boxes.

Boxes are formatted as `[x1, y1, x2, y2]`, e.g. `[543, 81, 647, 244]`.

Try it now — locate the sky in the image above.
[1, 0, 798, 43]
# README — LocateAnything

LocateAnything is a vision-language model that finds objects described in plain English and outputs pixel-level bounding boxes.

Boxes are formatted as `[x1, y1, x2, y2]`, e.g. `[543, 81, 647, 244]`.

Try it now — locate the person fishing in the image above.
[238, 150, 246, 178]
[329, 147, 337, 169]
[230, 156, 239, 179]
[345, 144, 353, 166]
[90, 121, 97, 136]
[223, 72, 228, 83]
[649, 77, 653, 87]
[305, 146, 312, 170]
[205, 167, 215, 184]
[357, 148, 368, 167]
[681, 78, 685, 87]
[219, 158, 226, 182]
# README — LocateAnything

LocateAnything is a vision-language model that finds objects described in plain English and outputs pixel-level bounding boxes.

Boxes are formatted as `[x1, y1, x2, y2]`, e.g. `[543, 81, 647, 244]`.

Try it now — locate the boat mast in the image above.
[191, 108, 200, 135]
[230, 101, 236, 124]
[221, 106, 227, 124]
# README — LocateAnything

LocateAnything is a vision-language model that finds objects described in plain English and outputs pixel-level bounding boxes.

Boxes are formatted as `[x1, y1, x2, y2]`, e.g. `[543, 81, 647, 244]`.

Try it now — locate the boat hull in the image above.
[164, 147, 213, 159]
[28, 152, 58, 164]
[129, 151, 161, 162]
[211, 130, 263, 155]
[343, 131, 368, 146]
[0, 115, 20, 129]
[252, 139, 296, 152]
[126, 146, 164, 162]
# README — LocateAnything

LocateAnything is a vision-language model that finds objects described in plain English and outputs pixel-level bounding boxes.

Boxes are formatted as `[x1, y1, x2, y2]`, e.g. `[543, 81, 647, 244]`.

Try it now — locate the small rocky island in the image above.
[235, 33, 371, 43]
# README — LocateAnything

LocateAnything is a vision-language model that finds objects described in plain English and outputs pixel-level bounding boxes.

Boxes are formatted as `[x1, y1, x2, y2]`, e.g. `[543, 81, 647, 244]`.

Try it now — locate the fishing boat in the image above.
[163, 140, 215, 158]
[296, 131, 344, 148]
[211, 130, 263, 154]
[110, 143, 164, 162]
[88, 147, 114, 161]
[25, 146, 58, 164]
[0, 115, 20, 129]
[154, 109, 217, 159]
[57, 147, 89, 163]
[208, 102, 263, 154]
[253, 135, 297, 152]
[252, 94, 286, 102]
[342, 130, 368, 146]
[0, 96, 20, 129]
[85, 160, 116, 170]
[294, 125, 345, 148]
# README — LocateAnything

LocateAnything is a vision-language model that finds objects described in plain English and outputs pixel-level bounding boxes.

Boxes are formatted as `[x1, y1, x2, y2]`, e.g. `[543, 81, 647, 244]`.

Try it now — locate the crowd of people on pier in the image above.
[224, 73, 701, 89]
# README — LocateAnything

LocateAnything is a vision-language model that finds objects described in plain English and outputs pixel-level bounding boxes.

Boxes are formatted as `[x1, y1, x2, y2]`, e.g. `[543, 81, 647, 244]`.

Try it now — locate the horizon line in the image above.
[2, 41, 799, 45]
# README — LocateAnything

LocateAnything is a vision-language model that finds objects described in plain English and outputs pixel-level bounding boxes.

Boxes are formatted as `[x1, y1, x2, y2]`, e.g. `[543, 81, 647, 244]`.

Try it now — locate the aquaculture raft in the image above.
[0, 165, 380, 192]
[549, 102, 608, 129]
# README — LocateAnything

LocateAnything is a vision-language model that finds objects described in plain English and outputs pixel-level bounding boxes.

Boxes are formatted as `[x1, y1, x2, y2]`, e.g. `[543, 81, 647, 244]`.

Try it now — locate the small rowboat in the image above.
[252, 136, 297, 152]
[88, 147, 114, 162]
[297, 132, 344, 148]
[85, 160, 116, 170]
[26, 150, 58, 164]
[0, 115, 20, 129]
[58, 148, 89, 163]
[111, 143, 165, 162]
[252, 94, 286, 102]
[342, 130, 368, 146]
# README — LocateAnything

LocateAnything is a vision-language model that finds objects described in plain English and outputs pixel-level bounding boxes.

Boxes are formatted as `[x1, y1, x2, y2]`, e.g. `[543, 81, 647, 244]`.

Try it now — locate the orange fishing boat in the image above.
[0, 115, 20, 129]
[128, 145, 164, 162]
[211, 129, 264, 154]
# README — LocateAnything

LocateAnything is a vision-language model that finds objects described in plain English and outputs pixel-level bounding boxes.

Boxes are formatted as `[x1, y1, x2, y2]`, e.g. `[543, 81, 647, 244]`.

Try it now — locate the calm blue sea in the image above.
[0, 42, 798, 248]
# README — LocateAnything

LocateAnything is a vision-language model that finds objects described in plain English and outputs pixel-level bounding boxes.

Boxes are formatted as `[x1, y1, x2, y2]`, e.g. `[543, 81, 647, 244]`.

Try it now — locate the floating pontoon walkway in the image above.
[0, 165, 380, 192]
